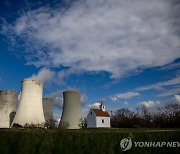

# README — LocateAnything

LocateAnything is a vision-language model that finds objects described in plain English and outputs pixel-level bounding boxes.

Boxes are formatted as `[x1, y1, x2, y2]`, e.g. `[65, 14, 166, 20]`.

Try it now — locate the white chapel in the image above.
[87, 104, 110, 128]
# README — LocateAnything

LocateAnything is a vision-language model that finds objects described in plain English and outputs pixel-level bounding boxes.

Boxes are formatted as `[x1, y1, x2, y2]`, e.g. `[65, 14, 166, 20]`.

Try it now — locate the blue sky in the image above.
[0, 0, 180, 119]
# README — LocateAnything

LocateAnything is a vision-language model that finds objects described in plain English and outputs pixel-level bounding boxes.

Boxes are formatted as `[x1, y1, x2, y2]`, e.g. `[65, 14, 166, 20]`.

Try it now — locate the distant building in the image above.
[43, 98, 53, 121]
[0, 90, 18, 128]
[59, 90, 82, 129]
[87, 104, 110, 128]
[12, 80, 45, 127]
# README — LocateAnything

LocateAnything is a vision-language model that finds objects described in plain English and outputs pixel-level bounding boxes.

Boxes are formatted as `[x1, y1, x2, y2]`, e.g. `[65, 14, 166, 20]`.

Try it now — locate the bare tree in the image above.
[59, 121, 70, 129]
[79, 118, 87, 128]
[44, 119, 57, 129]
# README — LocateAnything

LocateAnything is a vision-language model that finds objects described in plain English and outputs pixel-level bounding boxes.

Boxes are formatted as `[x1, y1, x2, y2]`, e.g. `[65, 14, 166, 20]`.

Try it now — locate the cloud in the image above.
[88, 102, 101, 109]
[123, 101, 128, 105]
[81, 98, 108, 116]
[27, 68, 55, 83]
[171, 94, 180, 105]
[53, 113, 61, 122]
[158, 62, 180, 71]
[137, 76, 180, 91]
[46, 90, 64, 109]
[157, 87, 180, 97]
[137, 100, 161, 108]
[81, 93, 88, 105]
[2, 0, 180, 79]
[136, 76, 180, 97]
[81, 102, 101, 117]
[81, 107, 90, 117]
[57, 67, 82, 85]
[137, 94, 180, 109]
[111, 92, 139, 101]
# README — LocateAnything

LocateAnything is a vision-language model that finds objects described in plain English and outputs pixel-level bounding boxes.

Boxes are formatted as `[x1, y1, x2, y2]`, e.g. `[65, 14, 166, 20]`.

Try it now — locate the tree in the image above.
[59, 121, 70, 129]
[44, 119, 57, 129]
[79, 118, 87, 128]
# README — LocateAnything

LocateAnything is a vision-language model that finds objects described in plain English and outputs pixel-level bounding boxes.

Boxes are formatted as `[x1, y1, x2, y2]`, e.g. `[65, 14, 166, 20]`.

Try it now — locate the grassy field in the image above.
[0, 128, 180, 154]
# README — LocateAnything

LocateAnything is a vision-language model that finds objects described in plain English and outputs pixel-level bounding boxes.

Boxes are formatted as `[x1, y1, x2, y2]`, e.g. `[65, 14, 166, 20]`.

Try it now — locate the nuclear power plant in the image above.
[12, 80, 45, 127]
[43, 98, 53, 121]
[0, 90, 18, 128]
[0, 79, 84, 129]
[59, 90, 82, 129]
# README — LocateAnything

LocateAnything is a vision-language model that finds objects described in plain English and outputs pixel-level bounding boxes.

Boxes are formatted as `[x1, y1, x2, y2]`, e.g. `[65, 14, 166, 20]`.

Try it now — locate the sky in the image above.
[0, 0, 180, 120]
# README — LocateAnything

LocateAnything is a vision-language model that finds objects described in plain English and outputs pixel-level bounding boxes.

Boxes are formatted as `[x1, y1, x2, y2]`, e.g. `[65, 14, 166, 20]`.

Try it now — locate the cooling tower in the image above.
[43, 98, 53, 121]
[0, 90, 18, 128]
[12, 80, 45, 127]
[59, 90, 82, 129]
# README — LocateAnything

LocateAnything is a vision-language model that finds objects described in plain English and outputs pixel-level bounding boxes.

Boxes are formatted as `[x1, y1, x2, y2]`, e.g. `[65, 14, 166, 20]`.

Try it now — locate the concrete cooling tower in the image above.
[43, 98, 53, 121]
[12, 80, 45, 127]
[0, 90, 18, 128]
[59, 90, 82, 129]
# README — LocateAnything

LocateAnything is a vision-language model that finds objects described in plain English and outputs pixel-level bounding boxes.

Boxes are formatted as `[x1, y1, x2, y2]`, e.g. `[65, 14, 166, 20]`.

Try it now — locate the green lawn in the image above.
[0, 128, 180, 154]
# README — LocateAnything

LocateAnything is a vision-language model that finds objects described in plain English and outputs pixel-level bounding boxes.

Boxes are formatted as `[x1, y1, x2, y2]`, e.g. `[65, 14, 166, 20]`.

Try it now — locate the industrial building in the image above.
[0, 90, 18, 128]
[12, 79, 45, 127]
[43, 98, 53, 121]
[59, 90, 82, 129]
[87, 104, 110, 128]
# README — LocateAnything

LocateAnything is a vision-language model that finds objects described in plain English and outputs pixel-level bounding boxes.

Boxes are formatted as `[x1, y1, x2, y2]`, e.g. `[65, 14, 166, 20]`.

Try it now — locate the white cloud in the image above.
[111, 92, 139, 101]
[81, 93, 88, 105]
[82, 102, 101, 117]
[3, 0, 180, 78]
[137, 100, 161, 108]
[157, 88, 180, 97]
[57, 67, 82, 84]
[83, 101, 113, 117]
[82, 98, 108, 117]
[82, 102, 106, 117]
[81, 107, 90, 117]
[136, 76, 180, 97]
[27, 68, 55, 83]
[46, 90, 64, 109]
[123, 101, 128, 105]
[171, 94, 180, 105]
[55, 118, 60, 127]
[53, 112, 61, 120]
[88, 102, 101, 109]
[137, 76, 180, 91]
[159, 62, 180, 71]
[137, 94, 180, 109]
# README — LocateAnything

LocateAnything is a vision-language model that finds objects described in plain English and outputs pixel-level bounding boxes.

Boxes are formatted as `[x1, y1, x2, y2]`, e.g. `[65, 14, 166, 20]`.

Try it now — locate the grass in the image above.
[0, 128, 180, 154]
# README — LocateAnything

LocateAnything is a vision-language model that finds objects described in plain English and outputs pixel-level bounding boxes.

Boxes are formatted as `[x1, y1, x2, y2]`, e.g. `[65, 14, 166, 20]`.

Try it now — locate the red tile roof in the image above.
[92, 109, 110, 117]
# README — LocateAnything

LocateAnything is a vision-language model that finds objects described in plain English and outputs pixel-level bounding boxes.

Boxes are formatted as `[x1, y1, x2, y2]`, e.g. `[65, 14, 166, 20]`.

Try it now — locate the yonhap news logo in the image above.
[120, 137, 180, 151]
[120, 137, 132, 151]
